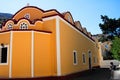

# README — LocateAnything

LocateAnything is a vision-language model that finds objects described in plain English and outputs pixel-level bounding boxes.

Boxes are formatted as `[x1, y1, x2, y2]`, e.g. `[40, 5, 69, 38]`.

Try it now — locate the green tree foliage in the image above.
[110, 37, 120, 60]
[99, 15, 120, 38]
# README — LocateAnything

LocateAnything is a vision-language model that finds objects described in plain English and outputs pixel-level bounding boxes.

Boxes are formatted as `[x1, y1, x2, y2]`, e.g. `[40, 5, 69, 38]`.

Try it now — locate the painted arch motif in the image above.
[62, 12, 75, 25]
[74, 21, 83, 31]
[2, 18, 43, 31]
[12, 6, 44, 21]
[1, 6, 92, 40]
[3, 20, 14, 30]
[12, 6, 59, 21]
[2, 6, 76, 31]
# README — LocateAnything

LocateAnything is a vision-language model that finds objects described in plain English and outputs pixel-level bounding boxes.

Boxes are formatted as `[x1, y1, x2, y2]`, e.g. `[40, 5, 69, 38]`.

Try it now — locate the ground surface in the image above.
[0, 68, 112, 80]
[73, 68, 111, 80]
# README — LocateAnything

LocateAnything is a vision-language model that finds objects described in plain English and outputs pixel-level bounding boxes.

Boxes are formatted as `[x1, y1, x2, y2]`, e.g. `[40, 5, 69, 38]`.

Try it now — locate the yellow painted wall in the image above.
[0, 6, 101, 78]
[34, 32, 52, 77]
[0, 65, 9, 78]
[43, 19, 57, 76]
[59, 19, 99, 75]
[0, 32, 10, 44]
[0, 32, 10, 78]
[12, 31, 31, 78]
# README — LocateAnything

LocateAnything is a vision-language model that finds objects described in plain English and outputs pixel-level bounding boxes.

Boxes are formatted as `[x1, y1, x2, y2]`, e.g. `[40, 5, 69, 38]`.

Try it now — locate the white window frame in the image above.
[7, 23, 13, 30]
[73, 50, 78, 65]
[0, 45, 9, 65]
[82, 53, 86, 64]
[20, 22, 28, 29]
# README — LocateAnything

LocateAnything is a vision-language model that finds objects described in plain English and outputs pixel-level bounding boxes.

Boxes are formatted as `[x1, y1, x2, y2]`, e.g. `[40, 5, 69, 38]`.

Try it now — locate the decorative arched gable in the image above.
[15, 18, 43, 30]
[83, 27, 88, 35]
[74, 21, 83, 31]
[12, 6, 60, 22]
[62, 12, 74, 25]
[13, 6, 44, 21]
[3, 20, 15, 30]
[88, 32, 92, 37]
[1, 18, 43, 31]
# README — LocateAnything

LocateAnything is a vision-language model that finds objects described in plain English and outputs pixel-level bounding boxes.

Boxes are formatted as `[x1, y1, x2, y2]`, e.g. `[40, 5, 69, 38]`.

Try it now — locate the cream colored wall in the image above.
[0, 32, 10, 78]
[59, 19, 99, 76]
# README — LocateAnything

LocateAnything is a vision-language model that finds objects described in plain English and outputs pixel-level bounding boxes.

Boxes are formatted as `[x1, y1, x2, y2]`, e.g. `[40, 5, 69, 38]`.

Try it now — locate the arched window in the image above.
[7, 24, 13, 30]
[20, 23, 28, 29]
[82, 53, 86, 64]
[73, 50, 77, 65]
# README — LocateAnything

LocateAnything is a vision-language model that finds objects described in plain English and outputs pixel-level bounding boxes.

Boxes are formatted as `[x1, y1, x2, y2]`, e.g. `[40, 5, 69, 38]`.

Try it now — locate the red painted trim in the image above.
[0, 29, 52, 33]
[17, 18, 42, 24]
[12, 6, 63, 19]
[1, 6, 95, 42]
[2, 18, 43, 26]
[2, 19, 17, 26]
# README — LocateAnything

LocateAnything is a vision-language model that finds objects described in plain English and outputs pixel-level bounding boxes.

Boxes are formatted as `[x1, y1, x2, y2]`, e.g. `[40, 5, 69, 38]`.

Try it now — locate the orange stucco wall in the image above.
[0, 6, 100, 78]
[59, 19, 99, 75]
[43, 19, 57, 76]
[34, 32, 52, 77]
[12, 31, 31, 78]
[0, 32, 10, 78]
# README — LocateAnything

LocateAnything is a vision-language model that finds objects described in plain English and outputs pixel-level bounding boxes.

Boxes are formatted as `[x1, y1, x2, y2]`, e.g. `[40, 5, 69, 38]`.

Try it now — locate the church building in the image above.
[0, 6, 100, 79]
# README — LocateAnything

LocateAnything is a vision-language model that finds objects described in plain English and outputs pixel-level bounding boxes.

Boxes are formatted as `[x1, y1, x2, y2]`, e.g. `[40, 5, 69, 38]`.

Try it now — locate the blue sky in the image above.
[1, 0, 120, 34]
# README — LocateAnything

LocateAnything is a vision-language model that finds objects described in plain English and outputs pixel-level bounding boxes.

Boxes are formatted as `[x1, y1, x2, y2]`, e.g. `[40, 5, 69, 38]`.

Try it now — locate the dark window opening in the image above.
[1, 47, 7, 63]
[82, 54, 86, 63]
[73, 51, 77, 64]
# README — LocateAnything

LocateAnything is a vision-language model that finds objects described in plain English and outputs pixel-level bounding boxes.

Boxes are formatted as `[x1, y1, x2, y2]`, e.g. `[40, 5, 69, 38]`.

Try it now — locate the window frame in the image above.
[0, 45, 9, 65]
[73, 50, 78, 65]
[20, 22, 28, 29]
[82, 53, 86, 64]
[7, 23, 13, 30]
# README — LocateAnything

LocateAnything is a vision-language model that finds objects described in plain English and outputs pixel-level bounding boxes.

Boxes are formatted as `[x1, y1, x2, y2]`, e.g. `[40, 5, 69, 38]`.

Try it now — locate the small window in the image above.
[7, 23, 12, 30]
[94, 57, 97, 63]
[73, 50, 77, 65]
[68, 15, 71, 22]
[24, 13, 30, 19]
[20, 23, 28, 29]
[0, 46, 8, 64]
[82, 53, 86, 64]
